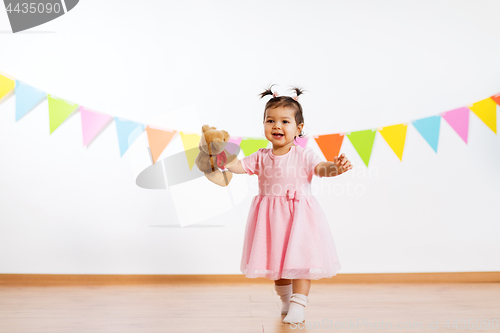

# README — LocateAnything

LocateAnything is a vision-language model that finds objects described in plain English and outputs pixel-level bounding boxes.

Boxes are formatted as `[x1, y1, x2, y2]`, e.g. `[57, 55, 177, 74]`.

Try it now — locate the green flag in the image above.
[240, 137, 268, 156]
[48, 94, 79, 134]
[346, 129, 376, 167]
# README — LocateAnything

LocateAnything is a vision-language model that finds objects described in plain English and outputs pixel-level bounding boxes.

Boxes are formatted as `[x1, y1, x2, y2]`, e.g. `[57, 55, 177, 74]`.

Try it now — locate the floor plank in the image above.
[0, 283, 498, 332]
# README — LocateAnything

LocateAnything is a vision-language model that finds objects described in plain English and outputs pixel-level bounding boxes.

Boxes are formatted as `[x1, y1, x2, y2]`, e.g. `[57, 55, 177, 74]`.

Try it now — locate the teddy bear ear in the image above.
[202, 125, 210, 132]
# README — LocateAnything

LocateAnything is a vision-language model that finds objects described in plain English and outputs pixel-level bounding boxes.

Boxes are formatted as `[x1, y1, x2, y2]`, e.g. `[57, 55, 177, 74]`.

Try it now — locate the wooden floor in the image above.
[0, 282, 499, 332]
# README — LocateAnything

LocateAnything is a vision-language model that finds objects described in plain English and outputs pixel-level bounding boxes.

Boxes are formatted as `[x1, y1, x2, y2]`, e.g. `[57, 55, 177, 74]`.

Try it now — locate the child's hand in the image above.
[333, 153, 353, 175]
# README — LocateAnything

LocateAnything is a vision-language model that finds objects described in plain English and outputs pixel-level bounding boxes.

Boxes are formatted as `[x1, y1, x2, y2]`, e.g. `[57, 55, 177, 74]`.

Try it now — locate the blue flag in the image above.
[411, 115, 441, 153]
[15, 80, 46, 121]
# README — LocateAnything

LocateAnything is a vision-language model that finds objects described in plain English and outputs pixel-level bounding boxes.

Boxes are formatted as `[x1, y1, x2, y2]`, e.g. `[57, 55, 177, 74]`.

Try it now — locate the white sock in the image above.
[282, 293, 309, 324]
[274, 284, 292, 315]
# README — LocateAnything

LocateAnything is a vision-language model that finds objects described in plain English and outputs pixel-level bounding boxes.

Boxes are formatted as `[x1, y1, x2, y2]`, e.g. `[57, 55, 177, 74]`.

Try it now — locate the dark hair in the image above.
[258, 84, 307, 138]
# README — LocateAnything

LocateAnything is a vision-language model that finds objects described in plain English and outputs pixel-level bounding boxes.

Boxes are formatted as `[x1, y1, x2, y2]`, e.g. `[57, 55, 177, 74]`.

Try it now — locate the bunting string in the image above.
[0, 72, 498, 169]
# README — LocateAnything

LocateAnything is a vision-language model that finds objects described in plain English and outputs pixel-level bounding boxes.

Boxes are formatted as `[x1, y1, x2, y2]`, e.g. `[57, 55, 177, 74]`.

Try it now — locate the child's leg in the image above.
[274, 278, 292, 315]
[274, 278, 292, 286]
[283, 279, 311, 324]
[292, 279, 311, 296]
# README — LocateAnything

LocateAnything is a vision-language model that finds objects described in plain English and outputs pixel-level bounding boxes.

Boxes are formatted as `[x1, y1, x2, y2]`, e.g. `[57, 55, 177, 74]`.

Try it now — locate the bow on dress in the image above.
[286, 189, 302, 201]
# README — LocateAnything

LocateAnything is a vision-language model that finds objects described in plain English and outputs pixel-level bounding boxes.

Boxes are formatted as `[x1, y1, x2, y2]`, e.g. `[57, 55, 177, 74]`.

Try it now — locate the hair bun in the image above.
[259, 84, 277, 99]
[289, 86, 306, 98]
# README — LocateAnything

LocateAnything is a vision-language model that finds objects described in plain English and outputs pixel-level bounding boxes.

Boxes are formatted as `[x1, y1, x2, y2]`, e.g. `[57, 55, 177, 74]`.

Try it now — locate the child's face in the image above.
[263, 106, 303, 146]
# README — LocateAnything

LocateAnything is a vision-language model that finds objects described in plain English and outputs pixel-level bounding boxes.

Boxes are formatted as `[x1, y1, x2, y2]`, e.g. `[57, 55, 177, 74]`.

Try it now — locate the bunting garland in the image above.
[0, 71, 498, 170]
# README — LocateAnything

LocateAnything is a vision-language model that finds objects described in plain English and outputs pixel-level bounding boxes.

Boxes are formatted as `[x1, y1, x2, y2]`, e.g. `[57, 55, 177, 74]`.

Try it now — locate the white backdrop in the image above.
[0, 0, 499, 274]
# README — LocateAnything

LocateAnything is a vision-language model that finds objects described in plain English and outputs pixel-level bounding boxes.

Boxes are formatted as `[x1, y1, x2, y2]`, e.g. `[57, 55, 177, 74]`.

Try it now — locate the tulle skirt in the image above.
[240, 194, 341, 280]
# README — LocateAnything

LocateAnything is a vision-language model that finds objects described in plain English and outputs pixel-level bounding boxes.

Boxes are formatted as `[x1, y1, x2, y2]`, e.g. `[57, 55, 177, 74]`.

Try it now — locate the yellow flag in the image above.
[469, 97, 497, 134]
[378, 124, 407, 161]
[179, 132, 201, 170]
[0, 73, 15, 103]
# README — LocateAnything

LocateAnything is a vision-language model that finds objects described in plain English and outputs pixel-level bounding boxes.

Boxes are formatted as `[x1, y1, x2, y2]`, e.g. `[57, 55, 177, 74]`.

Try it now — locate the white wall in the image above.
[0, 0, 499, 274]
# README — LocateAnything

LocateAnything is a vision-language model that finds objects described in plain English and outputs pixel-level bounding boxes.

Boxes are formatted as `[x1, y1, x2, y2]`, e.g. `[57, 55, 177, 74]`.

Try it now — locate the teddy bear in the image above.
[194, 125, 239, 187]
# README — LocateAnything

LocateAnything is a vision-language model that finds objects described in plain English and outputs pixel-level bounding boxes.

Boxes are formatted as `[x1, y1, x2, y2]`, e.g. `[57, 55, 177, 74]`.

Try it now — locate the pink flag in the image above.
[440, 107, 470, 144]
[226, 136, 243, 154]
[294, 136, 308, 148]
[80, 106, 113, 146]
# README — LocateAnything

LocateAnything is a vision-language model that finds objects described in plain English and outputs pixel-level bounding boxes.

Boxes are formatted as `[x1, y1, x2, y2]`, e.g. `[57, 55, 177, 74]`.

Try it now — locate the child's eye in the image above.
[283, 120, 289, 123]
[267, 120, 273, 123]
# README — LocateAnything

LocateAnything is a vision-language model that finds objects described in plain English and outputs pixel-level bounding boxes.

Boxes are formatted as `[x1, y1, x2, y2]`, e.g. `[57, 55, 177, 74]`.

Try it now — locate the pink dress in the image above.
[240, 145, 342, 280]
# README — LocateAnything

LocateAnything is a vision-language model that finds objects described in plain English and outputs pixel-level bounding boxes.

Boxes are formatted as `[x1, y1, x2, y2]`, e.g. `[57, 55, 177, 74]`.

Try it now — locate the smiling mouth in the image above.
[272, 133, 284, 138]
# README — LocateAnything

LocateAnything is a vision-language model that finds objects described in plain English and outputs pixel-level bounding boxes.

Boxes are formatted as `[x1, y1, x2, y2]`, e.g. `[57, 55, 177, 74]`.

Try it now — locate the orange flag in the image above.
[146, 126, 177, 164]
[313, 133, 344, 161]
[491, 92, 500, 106]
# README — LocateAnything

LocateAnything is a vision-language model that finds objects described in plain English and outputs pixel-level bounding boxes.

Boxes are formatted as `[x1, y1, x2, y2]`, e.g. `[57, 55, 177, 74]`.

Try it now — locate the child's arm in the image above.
[226, 158, 247, 174]
[223, 149, 246, 174]
[314, 153, 353, 177]
[227, 148, 261, 175]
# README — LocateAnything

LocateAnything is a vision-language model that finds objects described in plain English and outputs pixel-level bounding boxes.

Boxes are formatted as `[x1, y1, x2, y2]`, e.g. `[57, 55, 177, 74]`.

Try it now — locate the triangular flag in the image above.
[179, 131, 199, 169]
[240, 138, 269, 156]
[80, 106, 113, 146]
[47, 94, 79, 134]
[146, 126, 177, 165]
[294, 136, 308, 148]
[0, 73, 15, 103]
[468, 97, 497, 134]
[378, 124, 407, 161]
[313, 133, 344, 161]
[114, 117, 145, 157]
[226, 136, 242, 155]
[412, 115, 441, 153]
[491, 93, 500, 106]
[15, 80, 46, 121]
[441, 107, 469, 144]
[346, 129, 376, 167]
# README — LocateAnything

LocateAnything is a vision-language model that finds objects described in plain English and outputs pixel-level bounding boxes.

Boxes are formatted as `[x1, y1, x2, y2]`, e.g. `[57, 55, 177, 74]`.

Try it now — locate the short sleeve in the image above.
[303, 147, 325, 178]
[240, 149, 261, 176]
